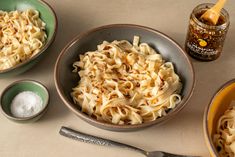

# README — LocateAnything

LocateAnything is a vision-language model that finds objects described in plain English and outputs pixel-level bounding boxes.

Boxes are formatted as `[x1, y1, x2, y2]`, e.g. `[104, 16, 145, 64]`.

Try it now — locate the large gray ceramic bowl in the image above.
[54, 24, 195, 131]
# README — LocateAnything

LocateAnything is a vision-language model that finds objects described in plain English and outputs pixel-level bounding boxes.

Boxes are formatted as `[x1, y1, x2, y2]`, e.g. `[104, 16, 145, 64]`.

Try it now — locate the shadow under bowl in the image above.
[55, 24, 195, 131]
[0, 80, 50, 123]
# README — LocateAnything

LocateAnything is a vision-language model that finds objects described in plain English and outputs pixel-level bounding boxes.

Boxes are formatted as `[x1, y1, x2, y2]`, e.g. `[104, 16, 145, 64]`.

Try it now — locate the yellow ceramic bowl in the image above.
[203, 79, 235, 157]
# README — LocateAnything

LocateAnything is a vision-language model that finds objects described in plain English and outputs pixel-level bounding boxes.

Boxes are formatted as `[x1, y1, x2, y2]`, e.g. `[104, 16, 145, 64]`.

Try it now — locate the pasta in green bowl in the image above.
[0, 0, 57, 77]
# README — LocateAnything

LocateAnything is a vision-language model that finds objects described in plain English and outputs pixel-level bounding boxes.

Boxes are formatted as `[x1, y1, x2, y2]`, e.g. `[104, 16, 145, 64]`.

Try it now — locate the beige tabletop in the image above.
[0, 0, 235, 156]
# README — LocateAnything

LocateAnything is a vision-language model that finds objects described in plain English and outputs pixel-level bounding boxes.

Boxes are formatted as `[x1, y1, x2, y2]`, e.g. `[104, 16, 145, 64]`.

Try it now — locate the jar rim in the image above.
[191, 3, 230, 30]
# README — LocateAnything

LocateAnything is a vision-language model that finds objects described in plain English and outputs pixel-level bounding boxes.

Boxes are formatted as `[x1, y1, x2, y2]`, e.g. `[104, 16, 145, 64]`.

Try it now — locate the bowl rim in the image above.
[0, 0, 58, 74]
[0, 79, 50, 121]
[203, 79, 235, 156]
[54, 24, 195, 130]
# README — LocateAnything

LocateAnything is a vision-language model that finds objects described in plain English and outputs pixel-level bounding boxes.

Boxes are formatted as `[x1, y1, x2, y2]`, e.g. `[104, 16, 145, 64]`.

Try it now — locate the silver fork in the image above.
[59, 126, 198, 157]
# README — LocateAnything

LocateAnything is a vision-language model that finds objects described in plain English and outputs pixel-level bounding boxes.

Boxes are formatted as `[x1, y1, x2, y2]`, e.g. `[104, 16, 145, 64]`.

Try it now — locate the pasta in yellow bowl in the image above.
[71, 36, 182, 125]
[204, 79, 235, 157]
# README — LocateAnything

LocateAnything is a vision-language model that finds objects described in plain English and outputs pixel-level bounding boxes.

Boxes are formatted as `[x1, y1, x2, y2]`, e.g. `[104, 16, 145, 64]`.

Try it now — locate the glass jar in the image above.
[185, 3, 230, 61]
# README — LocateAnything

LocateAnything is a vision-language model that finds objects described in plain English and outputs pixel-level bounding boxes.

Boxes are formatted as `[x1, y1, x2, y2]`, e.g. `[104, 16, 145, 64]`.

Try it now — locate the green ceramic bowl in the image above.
[0, 0, 57, 77]
[0, 80, 49, 123]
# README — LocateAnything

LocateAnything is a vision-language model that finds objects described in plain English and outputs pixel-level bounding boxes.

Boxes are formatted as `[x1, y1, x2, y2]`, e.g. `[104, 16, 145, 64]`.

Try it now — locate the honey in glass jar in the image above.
[185, 3, 230, 61]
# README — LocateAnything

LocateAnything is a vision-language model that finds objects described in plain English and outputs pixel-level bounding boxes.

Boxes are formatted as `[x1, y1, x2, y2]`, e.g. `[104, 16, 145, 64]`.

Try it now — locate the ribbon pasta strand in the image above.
[71, 36, 182, 125]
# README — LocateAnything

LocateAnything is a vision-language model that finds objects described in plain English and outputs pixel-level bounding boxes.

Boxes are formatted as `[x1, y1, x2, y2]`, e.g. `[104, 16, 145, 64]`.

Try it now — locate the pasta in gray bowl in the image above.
[54, 24, 195, 131]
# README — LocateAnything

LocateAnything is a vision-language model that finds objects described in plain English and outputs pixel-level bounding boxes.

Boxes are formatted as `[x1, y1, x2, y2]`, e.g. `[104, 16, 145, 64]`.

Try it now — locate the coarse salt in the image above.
[10, 91, 43, 118]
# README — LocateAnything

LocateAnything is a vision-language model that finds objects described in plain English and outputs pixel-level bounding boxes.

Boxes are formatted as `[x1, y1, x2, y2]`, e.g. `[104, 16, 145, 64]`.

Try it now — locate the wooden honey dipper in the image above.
[200, 0, 227, 25]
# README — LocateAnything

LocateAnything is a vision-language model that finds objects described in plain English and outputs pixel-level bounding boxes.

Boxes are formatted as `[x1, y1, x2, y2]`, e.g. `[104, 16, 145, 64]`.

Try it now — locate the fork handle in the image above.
[59, 126, 147, 155]
[59, 126, 197, 157]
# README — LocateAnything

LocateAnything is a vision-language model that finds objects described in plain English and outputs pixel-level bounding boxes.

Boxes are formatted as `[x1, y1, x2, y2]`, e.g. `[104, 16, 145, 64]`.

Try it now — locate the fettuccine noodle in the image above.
[71, 36, 182, 125]
[214, 101, 235, 157]
[0, 9, 47, 70]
